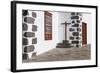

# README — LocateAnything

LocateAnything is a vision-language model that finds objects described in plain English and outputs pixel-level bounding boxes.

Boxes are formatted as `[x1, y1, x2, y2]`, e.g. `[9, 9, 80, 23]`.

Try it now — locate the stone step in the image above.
[63, 40, 69, 44]
[56, 45, 72, 48]
[57, 43, 71, 46]
[56, 40, 72, 48]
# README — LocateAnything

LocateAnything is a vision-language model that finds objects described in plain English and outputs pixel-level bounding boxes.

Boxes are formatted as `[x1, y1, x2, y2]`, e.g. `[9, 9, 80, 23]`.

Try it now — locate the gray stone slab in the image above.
[32, 25, 37, 32]
[32, 12, 37, 18]
[72, 24, 79, 27]
[31, 52, 36, 57]
[22, 10, 28, 16]
[71, 12, 75, 15]
[32, 38, 37, 44]
[23, 38, 28, 45]
[24, 17, 35, 24]
[76, 37, 80, 40]
[71, 20, 75, 23]
[69, 28, 74, 31]
[22, 53, 29, 60]
[72, 32, 79, 36]
[23, 23, 28, 31]
[71, 41, 79, 44]
[77, 28, 81, 31]
[24, 32, 35, 37]
[69, 36, 74, 40]
[71, 16, 79, 19]
[76, 20, 80, 23]
[24, 45, 35, 53]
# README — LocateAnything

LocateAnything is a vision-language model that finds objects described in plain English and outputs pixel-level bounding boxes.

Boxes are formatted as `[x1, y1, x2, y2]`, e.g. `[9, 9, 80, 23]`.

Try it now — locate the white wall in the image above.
[35, 11, 59, 55]
[0, 0, 100, 73]
[58, 12, 71, 43]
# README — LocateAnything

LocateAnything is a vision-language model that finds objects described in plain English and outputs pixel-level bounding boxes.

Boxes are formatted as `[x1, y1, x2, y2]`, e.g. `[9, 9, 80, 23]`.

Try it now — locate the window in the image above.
[44, 11, 52, 40]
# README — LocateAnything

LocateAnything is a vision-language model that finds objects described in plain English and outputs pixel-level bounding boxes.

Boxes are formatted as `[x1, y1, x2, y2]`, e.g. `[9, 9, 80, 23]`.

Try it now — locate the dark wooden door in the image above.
[82, 22, 87, 45]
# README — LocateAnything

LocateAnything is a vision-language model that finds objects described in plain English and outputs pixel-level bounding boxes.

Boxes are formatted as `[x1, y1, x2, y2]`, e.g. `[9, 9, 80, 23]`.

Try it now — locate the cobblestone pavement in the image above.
[23, 44, 91, 63]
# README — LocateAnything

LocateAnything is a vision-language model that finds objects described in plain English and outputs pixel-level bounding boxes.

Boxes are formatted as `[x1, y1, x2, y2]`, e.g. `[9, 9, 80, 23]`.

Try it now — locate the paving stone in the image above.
[22, 45, 91, 62]
[24, 17, 35, 24]
[23, 38, 28, 45]
[72, 32, 79, 36]
[22, 10, 28, 16]
[22, 53, 29, 60]
[32, 12, 37, 18]
[24, 32, 35, 37]
[23, 23, 28, 31]
[32, 38, 37, 44]
[32, 25, 37, 31]
[24, 45, 35, 53]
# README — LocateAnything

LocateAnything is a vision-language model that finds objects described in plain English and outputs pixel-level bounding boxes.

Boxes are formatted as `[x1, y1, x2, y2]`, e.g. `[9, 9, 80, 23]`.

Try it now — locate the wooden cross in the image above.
[61, 21, 71, 40]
